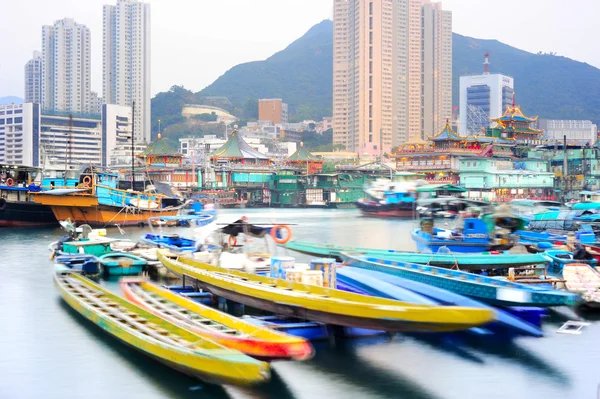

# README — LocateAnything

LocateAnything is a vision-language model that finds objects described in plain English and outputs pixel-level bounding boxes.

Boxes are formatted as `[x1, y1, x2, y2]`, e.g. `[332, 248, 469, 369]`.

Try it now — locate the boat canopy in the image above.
[416, 184, 467, 193]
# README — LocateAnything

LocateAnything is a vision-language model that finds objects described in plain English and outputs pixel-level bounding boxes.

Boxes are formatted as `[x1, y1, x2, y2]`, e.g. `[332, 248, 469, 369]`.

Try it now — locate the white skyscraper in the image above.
[41, 18, 91, 113]
[459, 53, 514, 135]
[103, 0, 151, 143]
[25, 51, 43, 104]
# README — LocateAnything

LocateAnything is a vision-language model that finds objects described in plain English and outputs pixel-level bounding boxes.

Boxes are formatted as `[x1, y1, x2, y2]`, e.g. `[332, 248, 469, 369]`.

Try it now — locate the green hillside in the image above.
[151, 20, 600, 141]
[198, 19, 333, 122]
[452, 33, 600, 122]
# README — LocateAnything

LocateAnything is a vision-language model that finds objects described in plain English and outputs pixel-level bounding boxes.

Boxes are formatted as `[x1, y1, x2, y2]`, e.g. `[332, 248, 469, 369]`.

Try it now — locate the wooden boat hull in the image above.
[54, 272, 270, 385]
[356, 200, 414, 218]
[121, 279, 314, 361]
[33, 193, 179, 227]
[157, 251, 495, 333]
[562, 263, 600, 307]
[283, 240, 550, 270]
[341, 253, 581, 307]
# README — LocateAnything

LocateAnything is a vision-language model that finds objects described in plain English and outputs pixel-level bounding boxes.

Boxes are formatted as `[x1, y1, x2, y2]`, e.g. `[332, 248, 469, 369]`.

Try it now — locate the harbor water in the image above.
[1, 208, 600, 399]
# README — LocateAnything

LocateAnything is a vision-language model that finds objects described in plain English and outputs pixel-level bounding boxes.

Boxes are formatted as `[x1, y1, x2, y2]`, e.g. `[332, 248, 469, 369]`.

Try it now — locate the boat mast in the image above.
[131, 101, 135, 190]
[64, 114, 72, 187]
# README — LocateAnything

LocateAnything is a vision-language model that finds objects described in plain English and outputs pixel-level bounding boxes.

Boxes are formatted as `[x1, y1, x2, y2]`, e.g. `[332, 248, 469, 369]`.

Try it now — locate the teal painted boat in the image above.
[282, 241, 551, 271]
[544, 249, 597, 275]
[62, 238, 114, 256]
[98, 253, 146, 276]
[340, 253, 581, 307]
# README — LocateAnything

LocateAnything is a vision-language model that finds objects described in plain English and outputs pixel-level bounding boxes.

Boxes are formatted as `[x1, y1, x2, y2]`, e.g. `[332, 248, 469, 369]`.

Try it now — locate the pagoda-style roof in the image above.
[211, 129, 270, 160]
[139, 135, 181, 157]
[488, 104, 543, 135]
[288, 143, 319, 161]
[429, 120, 464, 141]
[494, 104, 538, 124]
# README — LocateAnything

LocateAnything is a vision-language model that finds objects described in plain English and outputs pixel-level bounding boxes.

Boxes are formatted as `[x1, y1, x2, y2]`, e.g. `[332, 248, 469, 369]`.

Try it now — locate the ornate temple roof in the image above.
[429, 120, 465, 141]
[140, 134, 181, 157]
[211, 129, 270, 160]
[489, 104, 543, 134]
[288, 143, 320, 161]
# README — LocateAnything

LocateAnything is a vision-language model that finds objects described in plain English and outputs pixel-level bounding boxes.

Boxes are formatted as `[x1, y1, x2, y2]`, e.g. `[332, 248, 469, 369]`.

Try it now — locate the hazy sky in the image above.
[1, 0, 599, 98]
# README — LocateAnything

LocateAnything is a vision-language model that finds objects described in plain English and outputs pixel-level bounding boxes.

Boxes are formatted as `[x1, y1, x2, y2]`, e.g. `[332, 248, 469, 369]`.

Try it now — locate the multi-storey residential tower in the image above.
[103, 0, 151, 143]
[41, 18, 91, 113]
[333, 0, 452, 155]
[24, 51, 43, 104]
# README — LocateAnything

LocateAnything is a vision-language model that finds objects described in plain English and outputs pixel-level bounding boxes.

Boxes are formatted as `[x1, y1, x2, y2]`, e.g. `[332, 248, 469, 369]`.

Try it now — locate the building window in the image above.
[369, 61, 373, 74]
[369, 46, 373, 59]
[369, 16, 373, 30]
[369, 31, 373, 44]
[369, 120, 372, 133]
[369, 134, 373, 143]
[369, 76, 372, 89]
[14, 117, 23, 124]
[369, 2, 373, 15]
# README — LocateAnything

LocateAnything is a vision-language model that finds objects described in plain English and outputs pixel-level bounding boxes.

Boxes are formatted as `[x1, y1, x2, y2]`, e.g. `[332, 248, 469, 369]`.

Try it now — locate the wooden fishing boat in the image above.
[282, 240, 550, 270]
[98, 253, 146, 276]
[340, 252, 581, 307]
[54, 271, 270, 385]
[157, 250, 495, 333]
[121, 279, 314, 361]
[33, 169, 183, 227]
[583, 243, 600, 263]
[562, 263, 600, 308]
[544, 249, 597, 275]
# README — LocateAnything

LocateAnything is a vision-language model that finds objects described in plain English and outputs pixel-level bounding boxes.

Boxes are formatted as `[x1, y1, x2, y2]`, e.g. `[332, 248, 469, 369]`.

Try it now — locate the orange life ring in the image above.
[228, 235, 238, 246]
[270, 224, 292, 244]
[6, 178, 14, 186]
[82, 176, 92, 187]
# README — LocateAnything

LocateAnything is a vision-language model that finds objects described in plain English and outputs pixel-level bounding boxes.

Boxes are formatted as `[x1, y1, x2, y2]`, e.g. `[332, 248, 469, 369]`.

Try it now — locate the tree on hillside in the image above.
[193, 112, 218, 122]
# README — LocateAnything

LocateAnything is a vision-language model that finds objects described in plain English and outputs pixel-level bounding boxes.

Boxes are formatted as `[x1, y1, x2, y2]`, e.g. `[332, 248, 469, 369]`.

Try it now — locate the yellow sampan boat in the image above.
[121, 278, 314, 361]
[158, 250, 495, 333]
[54, 271, 270, 385]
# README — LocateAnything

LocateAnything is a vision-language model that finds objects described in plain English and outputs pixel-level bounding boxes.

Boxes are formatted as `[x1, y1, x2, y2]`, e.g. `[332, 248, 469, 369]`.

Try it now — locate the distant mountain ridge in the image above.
[0, 96, 24, 105]
[152, 20, 600, 136]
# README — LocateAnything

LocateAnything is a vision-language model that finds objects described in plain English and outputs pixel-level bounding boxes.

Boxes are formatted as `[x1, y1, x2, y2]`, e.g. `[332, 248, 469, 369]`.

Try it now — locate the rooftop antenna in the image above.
[483, 52, 490, 75]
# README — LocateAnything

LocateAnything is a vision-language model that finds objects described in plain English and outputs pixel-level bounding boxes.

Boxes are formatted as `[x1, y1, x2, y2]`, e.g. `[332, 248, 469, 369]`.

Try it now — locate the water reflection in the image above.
[59, 301, 232, 399]
[306, 338, 443, 399]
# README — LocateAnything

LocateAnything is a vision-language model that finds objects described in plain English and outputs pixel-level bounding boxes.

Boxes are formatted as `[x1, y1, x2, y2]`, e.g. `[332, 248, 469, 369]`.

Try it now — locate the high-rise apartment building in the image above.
[258, 99, 288, 125]
[24, 51, 43, 104]
[333, 0, 452, 156]
[459, 53, 514, 135]
[41, 18, 91, 114]
[103, 0, 151, 143]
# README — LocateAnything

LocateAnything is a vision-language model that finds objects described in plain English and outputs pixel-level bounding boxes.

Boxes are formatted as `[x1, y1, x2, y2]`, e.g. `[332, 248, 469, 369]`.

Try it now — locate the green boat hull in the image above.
[282, 241, 551, 271]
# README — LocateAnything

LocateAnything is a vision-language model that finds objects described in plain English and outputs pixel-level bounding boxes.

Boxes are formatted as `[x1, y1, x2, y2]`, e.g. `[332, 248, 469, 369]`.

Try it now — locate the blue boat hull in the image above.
[140, 234, 197, 251]
[411, 230, 490, 253]
[341, 267, 543, 338]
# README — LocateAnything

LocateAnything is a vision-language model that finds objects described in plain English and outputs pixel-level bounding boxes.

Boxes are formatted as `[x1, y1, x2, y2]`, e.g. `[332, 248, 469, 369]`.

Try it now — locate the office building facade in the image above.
[258, 99, 288, 125]
[458, 54, 514, 135]
[41, 18, 91, 114]
[103, 0, 151, 143]
[539, 119, 598, 146]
